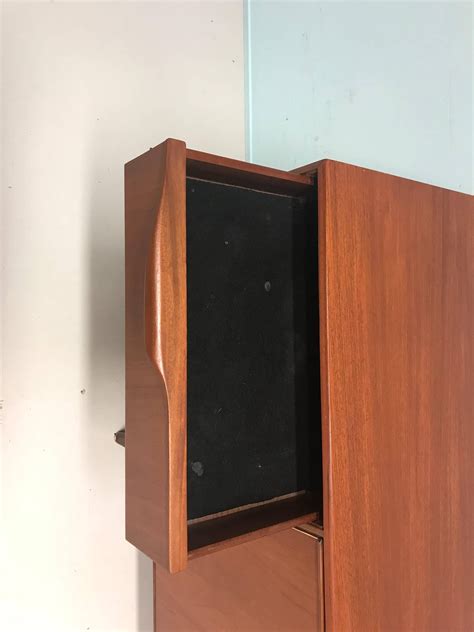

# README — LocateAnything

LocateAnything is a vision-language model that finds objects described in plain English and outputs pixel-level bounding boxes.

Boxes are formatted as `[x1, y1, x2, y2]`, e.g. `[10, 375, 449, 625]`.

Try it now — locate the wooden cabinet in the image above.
[124, 139, 474, 631]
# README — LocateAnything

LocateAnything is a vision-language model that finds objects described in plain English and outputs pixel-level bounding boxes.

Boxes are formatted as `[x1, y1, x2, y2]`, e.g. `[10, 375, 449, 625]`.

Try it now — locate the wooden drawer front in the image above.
[154, 527, 324, 631]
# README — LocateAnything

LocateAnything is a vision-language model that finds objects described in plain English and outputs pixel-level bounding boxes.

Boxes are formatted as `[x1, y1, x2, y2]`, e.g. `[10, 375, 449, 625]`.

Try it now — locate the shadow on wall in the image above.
[85, 123, 154, 631]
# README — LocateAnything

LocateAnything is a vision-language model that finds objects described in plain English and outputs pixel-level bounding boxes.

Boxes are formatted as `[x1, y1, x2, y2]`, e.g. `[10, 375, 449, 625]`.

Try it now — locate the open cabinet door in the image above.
[125, 139, 188, 573]
[125, 140, 320, 574]
[317, 160, 474, 631]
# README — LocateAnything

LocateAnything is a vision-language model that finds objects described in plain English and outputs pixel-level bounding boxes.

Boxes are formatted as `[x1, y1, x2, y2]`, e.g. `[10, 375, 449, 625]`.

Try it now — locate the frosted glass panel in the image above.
[246, 1, 472, 193]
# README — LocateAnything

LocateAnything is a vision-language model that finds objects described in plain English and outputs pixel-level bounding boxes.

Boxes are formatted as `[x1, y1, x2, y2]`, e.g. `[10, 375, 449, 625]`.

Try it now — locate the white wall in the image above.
[246, 1, 473, 193]
[1, 2, 244, 631]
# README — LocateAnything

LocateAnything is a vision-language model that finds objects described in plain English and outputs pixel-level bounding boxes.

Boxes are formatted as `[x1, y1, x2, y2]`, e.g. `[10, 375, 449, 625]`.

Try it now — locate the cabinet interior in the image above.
[185, 158, 322, 554]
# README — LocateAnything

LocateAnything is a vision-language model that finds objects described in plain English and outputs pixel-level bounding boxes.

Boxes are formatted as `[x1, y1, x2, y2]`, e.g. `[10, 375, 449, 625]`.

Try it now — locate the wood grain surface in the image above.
[187, 147, 313, 195]
[188, 491, 317, 559]
[316, 160, 474, 631]
[125, 138, 188, 573]
[154, 528, 324, 632]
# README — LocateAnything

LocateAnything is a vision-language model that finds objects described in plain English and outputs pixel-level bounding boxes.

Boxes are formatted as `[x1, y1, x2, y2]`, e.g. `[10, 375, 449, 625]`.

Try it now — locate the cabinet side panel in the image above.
[320, 161, 474, 631]
[125, 139, 187, 572]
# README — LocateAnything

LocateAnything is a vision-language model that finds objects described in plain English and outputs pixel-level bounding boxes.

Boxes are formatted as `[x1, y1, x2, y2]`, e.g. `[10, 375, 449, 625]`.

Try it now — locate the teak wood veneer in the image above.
[125, 139, 474, 631]
[153, 527, 324, 632]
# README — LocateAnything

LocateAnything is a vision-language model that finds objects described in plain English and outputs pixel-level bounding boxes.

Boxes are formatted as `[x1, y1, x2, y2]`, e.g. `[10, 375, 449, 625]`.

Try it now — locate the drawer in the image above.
[154, 527, 325, 631]
[125, 139, 323, 572]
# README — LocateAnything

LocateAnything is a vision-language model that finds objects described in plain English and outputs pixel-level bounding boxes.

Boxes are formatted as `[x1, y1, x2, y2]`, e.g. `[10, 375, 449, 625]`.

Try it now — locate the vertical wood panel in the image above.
[318, 160, 474, 631]
[125, 139, 187, 573]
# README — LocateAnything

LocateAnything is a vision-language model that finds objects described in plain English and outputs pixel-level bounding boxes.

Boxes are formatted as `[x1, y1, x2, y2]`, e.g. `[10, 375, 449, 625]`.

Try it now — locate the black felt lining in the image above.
[186, 177, 321, 520]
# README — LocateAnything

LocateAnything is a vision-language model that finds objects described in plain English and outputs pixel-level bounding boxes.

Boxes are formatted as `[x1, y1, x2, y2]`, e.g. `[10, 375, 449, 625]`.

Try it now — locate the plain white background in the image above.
[1, 2, 244, 630]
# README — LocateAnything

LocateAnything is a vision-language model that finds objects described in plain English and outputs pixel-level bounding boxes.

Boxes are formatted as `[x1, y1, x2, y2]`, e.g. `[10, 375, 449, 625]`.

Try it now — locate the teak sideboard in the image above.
[123, 138, 473, 632]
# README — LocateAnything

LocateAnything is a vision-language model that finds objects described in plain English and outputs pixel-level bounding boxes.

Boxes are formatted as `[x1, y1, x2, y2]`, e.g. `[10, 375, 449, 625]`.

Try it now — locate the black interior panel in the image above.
[186, 177, 320, 520]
